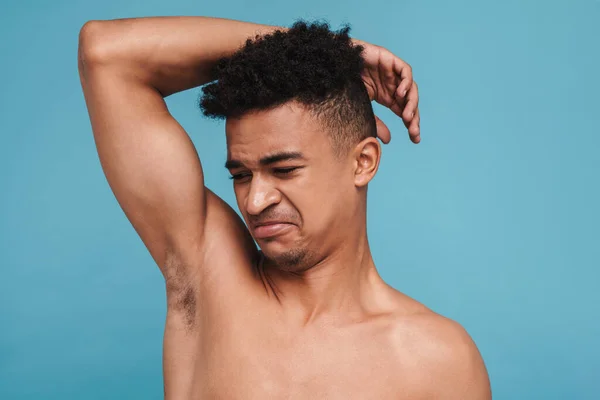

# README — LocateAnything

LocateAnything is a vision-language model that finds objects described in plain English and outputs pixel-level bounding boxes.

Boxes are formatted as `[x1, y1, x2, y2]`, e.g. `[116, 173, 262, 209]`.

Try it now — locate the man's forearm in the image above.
[78, 16, 282, 96]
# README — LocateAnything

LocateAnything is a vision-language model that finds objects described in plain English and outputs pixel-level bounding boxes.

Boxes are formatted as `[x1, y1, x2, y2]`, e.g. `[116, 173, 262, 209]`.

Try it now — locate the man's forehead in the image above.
[226, 130, 311, 163]
[225, 101, 324, 138]
[225, 104, 329, 166]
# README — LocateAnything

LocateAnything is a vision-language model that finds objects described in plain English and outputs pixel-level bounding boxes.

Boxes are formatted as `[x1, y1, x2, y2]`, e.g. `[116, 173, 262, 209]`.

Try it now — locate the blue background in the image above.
[1, 0, 598, 398]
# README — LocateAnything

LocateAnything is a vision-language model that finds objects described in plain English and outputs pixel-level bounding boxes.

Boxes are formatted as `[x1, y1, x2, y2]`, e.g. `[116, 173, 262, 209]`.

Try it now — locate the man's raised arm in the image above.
[77, 17, 279, 271]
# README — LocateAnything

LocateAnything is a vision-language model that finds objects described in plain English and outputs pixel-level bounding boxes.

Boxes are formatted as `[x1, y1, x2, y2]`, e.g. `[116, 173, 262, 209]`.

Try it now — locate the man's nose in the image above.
[245, 177, 282, 216]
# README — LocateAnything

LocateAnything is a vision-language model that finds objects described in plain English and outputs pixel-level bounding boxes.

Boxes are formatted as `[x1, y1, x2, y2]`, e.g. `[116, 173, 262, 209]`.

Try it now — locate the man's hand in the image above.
[356, 40, 420, 144]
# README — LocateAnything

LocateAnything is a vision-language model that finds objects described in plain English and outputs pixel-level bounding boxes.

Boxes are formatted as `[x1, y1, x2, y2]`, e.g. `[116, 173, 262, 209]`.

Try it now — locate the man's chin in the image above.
[260, 246, 312, 272]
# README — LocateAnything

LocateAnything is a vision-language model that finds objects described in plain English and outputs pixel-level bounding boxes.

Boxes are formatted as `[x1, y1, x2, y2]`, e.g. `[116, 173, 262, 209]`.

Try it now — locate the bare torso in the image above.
[193, 314, 419, 398]
[162, 221, 445, 399]
[166, 293, 435, 399]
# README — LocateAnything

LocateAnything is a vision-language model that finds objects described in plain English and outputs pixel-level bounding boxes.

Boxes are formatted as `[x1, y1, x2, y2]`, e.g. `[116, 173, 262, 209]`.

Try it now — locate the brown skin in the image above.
[226, 102, 376, 274]
[78, 16, 490, 399]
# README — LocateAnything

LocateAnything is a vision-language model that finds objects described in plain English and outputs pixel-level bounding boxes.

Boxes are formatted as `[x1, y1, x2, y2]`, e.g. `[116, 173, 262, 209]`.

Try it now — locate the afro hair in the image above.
[200, 20, 377, 154]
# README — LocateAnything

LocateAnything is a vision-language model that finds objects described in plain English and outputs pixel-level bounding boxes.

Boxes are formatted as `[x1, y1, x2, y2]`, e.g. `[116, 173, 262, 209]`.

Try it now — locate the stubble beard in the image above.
[263, 245, 319, 274]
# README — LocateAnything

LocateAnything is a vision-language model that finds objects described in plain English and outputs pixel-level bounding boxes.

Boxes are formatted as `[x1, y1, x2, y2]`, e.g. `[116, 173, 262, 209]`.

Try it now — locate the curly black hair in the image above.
[199, 20, 377, 155]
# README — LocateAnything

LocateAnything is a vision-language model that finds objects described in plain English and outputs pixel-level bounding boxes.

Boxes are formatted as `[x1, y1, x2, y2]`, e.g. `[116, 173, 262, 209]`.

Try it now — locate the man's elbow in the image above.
[78, 20, 116, 69]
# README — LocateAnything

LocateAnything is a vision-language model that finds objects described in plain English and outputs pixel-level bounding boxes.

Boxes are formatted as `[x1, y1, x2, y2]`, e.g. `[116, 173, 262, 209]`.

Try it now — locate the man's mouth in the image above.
[252, 222, 294, 239]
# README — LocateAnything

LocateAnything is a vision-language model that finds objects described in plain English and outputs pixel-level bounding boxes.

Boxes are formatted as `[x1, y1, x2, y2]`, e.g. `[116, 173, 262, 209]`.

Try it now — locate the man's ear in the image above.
[352, 137, 381, 187]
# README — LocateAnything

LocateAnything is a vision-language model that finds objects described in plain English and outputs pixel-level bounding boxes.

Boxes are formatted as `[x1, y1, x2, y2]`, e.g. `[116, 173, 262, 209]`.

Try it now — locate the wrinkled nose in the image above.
[245, 178, 282, 216]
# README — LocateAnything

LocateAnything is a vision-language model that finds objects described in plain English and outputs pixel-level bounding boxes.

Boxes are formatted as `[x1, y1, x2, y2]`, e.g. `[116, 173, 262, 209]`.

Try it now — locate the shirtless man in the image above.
[78, 16, 491, 399]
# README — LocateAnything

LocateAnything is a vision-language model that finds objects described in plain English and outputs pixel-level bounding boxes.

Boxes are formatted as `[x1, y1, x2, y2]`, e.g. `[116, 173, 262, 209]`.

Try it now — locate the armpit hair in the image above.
[163, 250, 197, 329]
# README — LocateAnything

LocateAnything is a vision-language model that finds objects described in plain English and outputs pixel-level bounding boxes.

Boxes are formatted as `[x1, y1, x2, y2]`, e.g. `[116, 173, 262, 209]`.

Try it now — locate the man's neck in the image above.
[263, 235, 386, 327]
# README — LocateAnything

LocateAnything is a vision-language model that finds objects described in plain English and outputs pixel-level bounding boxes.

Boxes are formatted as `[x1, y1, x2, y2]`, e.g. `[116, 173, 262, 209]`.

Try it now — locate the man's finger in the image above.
[402, 81, 419, 122]
[374, 115, 391, 144]
[393, 57, 413, 99]
[408, 108, 420, 143]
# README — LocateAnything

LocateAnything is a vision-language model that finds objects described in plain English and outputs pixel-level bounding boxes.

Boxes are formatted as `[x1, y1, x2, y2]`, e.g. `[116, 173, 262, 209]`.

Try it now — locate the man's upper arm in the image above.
[79, 29, 217, 272]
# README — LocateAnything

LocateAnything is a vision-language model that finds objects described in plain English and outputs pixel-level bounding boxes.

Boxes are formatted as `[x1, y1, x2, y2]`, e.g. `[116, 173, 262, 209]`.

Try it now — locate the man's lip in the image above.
[252, 222, 294, 239]
[253, 221, 290, 228]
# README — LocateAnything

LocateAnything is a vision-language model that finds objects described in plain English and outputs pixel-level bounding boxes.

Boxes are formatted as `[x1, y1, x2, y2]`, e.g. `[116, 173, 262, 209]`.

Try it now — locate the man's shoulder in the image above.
[390, 308, 478, 366]
[390, 301, 469, 346]
[380, 288, 477, 354]
[381, 294, 491, 399]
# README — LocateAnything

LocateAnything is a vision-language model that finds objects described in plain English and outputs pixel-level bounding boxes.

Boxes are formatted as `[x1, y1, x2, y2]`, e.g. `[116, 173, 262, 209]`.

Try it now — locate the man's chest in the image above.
[191, 322, 418, 399]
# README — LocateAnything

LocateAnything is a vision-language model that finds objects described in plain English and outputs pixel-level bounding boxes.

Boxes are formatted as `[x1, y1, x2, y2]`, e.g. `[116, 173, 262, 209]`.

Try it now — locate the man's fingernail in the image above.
[402, 90, 407, 97]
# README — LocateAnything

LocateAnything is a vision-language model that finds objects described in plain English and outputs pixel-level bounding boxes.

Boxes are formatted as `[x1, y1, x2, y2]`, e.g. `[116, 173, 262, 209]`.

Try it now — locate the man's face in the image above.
[225, 102, 356, 270]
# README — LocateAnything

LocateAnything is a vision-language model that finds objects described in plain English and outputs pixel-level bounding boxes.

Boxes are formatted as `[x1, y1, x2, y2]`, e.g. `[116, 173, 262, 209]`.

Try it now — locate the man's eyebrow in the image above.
[259, 151, 305, 166]
[224, 159, 243, 170]
[225, 152, 305, 169]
